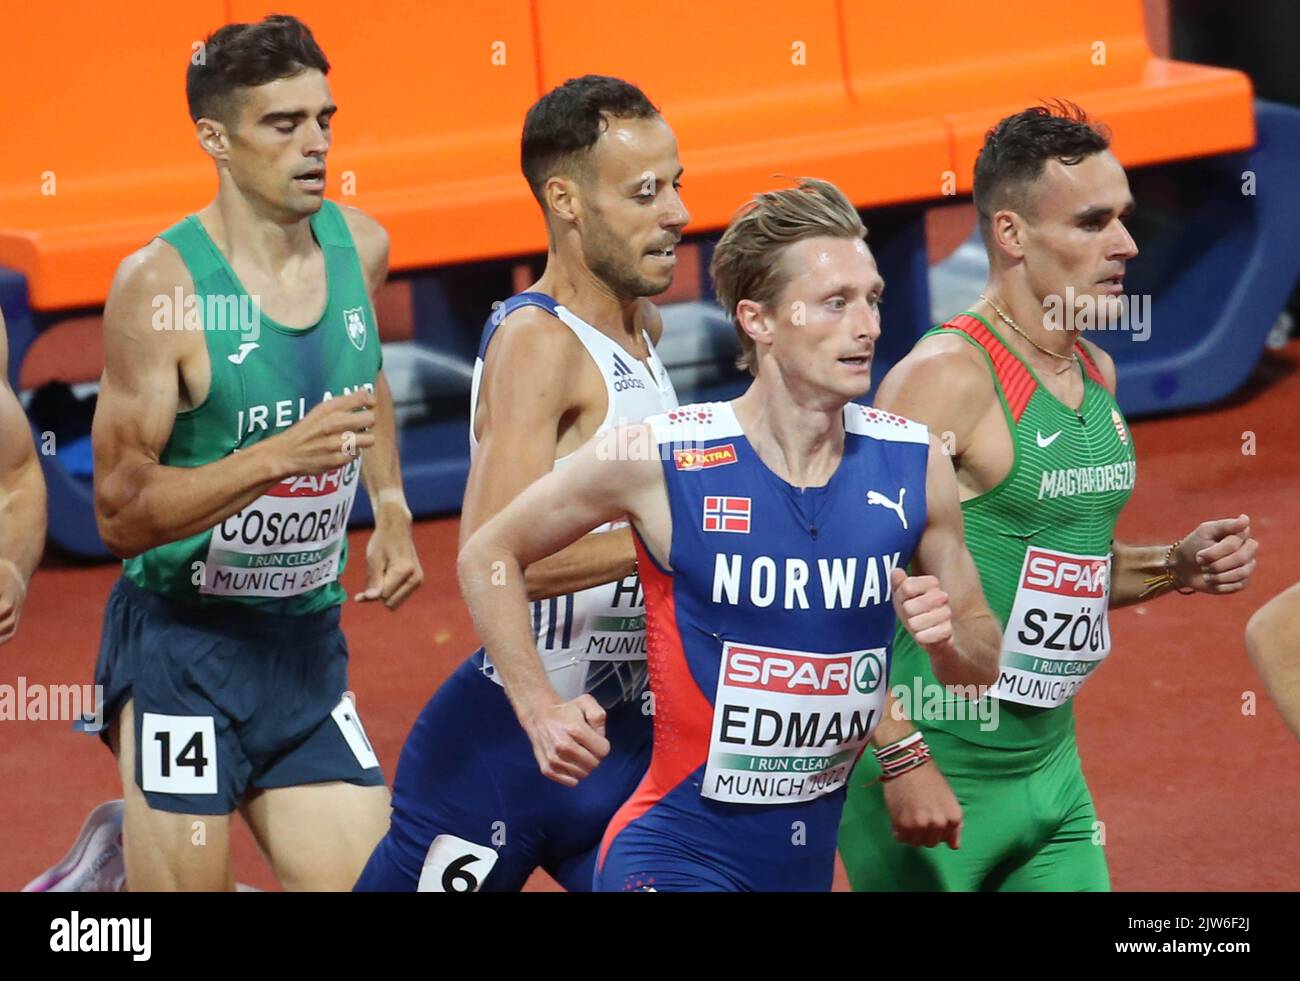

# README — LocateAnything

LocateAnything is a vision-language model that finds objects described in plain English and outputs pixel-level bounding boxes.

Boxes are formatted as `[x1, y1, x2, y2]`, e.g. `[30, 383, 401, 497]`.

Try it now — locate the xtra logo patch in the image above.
[703, 495, 750, 534]
[675, 444, 738, 471]
[343, 307, 367, 351]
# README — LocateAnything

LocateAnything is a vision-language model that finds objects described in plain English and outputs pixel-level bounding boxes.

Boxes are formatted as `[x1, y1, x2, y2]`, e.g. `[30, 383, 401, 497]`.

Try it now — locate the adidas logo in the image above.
[612, 352, 646, 392]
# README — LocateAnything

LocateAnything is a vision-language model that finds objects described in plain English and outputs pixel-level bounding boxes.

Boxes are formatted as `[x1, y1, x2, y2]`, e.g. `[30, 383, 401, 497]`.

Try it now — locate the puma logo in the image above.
[866, 488, 907, 530]
[228, 342, 260, 365]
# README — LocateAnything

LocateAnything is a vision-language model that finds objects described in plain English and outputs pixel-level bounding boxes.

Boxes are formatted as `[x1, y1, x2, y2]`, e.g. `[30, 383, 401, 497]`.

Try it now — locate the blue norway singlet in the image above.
[596, 400, 930, 891]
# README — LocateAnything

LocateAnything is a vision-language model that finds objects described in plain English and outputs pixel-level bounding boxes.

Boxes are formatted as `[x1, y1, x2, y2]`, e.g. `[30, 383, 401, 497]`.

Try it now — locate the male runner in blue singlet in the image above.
[457, 178, 1002, 891]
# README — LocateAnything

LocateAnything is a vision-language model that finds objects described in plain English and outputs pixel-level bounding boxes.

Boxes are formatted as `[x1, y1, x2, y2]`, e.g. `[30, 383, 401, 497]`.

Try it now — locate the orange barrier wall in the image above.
[0, 0, 1252, 310]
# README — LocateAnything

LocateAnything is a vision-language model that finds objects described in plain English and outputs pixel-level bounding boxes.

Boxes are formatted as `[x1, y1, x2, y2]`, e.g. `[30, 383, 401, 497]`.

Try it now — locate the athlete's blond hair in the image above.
[709, 178, 867, 375]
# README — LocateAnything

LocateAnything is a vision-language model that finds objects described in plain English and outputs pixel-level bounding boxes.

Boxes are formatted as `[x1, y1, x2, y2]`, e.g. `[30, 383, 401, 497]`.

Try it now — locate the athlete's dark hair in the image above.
[973, 100, 1110, 242]
[521, 75, 660, 204]
[187, 14, 330, 126]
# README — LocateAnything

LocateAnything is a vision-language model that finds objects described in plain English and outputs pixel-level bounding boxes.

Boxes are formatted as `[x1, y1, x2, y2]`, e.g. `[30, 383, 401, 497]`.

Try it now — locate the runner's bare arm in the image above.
[866, 690, 965, 849]
[1103, 342, 1250, 604]
[0, 309, 47, 642]
[459, 425, 665, 783]
[870, 690, 911, 748]
[899, 438, 1001, 687]
[1111, 514, 1258, 606]
[460, 308, 638, 601]
[1102, 345, 1251, 605]
[343, 209, 423, 609]
[93, 245, 376, 558]
[1246, 582, 1300, 739]
[1072, 341, 1205, 608]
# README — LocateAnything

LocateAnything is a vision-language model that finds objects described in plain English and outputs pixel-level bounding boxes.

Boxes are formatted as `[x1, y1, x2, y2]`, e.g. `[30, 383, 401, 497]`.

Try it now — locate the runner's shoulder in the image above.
[483, 302, 589, 388]
[337, 204, 389, 292]
[105, 239, 193, 341]
[911, 329, 992, 372]
[879, 331, 995, 413]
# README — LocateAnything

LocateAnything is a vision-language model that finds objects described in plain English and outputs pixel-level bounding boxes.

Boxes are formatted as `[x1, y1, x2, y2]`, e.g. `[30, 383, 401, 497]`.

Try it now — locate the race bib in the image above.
[200, 460, 360, 598]
[702, 641, 886, 805]
[140, 712, 218, 795]
[417, 836, 499, 893]
[330, 694, 380, 770]
[583, 572, 647, 663]
[991, 546, 1112, 708]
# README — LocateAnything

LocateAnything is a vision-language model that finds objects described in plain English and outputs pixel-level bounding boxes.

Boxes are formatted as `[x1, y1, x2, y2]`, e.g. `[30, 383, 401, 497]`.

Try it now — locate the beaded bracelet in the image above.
[1139, 536, 1197, 599]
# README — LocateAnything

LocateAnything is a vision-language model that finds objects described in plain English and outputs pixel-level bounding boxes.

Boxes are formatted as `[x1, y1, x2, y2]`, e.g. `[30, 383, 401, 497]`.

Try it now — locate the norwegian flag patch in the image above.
[703, 496, 751, 534]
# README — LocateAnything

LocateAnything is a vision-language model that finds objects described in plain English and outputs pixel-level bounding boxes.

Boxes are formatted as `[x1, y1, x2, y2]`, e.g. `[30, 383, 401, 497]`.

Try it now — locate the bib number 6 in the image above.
[442, 854, 482, 892]
[417, 835, 499, 893]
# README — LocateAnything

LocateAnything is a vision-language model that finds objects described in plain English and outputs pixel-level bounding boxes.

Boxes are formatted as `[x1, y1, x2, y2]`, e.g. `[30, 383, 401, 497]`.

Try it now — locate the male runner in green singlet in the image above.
[839, 103, 1260, 890]
[77, 15, 421, 891]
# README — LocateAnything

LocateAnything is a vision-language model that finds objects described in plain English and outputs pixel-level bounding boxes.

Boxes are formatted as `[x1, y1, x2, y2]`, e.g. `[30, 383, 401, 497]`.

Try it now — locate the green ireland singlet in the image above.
[122, 200, 382, 615]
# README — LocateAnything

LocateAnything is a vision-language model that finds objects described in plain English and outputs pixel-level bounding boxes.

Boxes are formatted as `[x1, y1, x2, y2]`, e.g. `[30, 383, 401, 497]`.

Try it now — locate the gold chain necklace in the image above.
[979, 293, 1078, 375]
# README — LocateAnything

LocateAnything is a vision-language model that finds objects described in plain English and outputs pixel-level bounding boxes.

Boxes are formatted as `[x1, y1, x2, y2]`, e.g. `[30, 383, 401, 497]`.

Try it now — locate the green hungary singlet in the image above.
[890, 312, 1136, 749]
[122, 200, 381, 615]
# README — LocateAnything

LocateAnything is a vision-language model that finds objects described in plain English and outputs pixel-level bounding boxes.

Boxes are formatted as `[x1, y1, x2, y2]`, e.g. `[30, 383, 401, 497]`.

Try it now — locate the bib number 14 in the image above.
[141, 713, 218, 795]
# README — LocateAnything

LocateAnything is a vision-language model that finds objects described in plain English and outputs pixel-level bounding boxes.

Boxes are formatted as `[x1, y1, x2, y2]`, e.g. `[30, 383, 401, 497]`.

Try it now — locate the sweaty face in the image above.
[576, 116, 690, 299]
[763, 236, 884, 404]
[222, 69, 334, 219]
[1018, 151, 1139, 328]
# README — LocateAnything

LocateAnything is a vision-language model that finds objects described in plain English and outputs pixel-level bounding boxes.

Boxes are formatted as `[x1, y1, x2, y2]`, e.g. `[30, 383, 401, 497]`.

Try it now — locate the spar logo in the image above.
[268, 460, 357, 498]
[674, 444, 738, 470]
[724, 645, 852, 696]
[1023, 548, 1109, 598]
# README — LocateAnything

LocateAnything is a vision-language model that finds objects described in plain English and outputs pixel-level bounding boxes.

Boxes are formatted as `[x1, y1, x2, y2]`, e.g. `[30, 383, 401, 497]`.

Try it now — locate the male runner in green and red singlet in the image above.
[839, 103, 1260, 891]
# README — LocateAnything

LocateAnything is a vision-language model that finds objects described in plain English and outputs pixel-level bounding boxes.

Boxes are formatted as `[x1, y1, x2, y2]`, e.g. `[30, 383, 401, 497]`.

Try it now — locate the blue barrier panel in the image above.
[1088, 100, 1300, 414]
